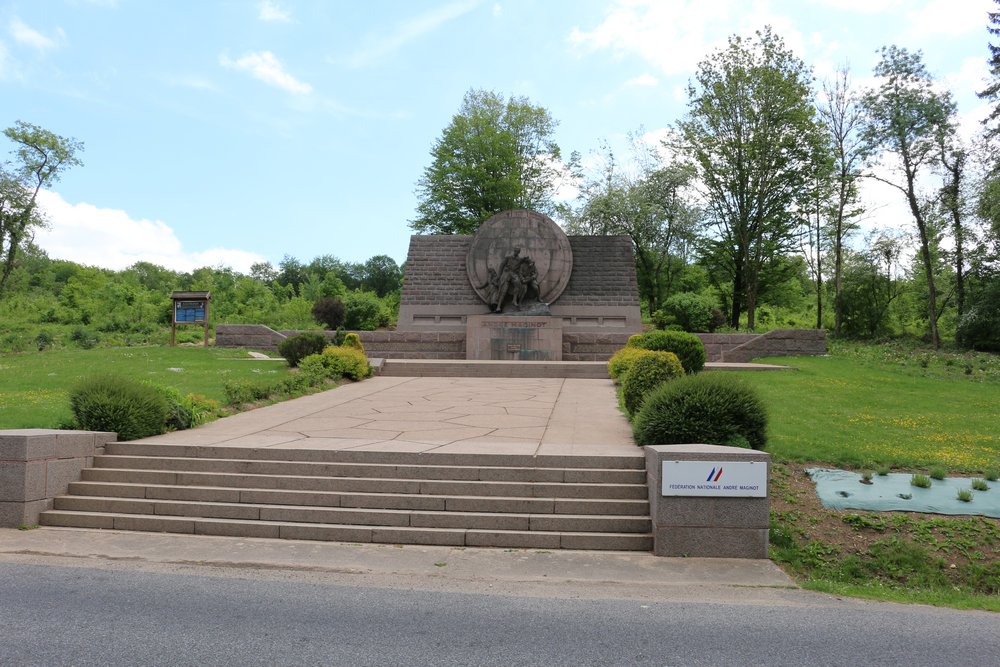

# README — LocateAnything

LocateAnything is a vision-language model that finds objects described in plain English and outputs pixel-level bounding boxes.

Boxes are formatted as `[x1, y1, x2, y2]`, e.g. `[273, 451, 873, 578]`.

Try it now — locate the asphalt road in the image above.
[1, 562, 997, 667]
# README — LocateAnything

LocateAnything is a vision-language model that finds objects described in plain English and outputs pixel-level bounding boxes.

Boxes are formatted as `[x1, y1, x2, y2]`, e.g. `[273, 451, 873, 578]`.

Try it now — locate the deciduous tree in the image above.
[677, 27, 825, 329]
[411, 89, 561, 235]
[0, 121, 83, 295]
[861, 46, 955, 348]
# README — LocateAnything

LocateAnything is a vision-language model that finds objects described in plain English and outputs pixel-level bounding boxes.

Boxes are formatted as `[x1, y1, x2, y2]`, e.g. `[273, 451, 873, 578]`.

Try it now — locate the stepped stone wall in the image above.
[215, 325, 826, 362]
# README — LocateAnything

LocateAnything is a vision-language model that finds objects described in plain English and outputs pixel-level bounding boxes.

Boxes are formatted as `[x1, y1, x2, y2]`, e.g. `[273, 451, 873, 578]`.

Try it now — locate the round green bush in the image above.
[70, 374, 169, 441]
[321, 346, 372, 381]
[632, 373, 767, 449]
[620, 351, 684, 416]
[278, 331, 328, 367]
[342, 332, 364, 352]
[626, 330, 707, 374]
[607, 346, 651, 383]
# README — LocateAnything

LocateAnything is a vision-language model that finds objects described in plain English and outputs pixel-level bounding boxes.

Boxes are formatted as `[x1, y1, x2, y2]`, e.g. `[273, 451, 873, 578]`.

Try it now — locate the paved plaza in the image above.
[136, 376, 642, 461]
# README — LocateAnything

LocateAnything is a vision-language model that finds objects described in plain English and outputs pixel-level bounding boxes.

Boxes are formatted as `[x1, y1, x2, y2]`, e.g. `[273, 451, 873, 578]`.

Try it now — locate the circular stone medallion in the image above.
[466, 210, 573, 306]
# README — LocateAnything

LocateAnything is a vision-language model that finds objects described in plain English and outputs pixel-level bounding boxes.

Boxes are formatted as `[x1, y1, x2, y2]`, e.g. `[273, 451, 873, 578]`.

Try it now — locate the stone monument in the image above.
[395, 209, 643, 361]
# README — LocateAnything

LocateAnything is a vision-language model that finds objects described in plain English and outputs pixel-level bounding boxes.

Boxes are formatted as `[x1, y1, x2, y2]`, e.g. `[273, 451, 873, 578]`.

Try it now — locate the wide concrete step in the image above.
[67, 481, 650, 515]
[92, 455, 646, 484]
[39, 510, 653, 551]
[377, 359, 610, 379]
[81, 468, 649, 500]
[105, 442, 645, 470]
[50, 496, 652, 533]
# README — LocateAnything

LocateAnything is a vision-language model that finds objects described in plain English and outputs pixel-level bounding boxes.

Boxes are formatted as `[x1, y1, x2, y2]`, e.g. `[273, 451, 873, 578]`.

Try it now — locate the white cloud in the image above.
[342, 0, 481, 68]
[33, 190, 266, 273]
[624, 73, 658, 87]
[9, 18, 64, 52]
[492, 3, 503, 17]
[219, 50, 312, 95]
[809, 0, 902, 13]
[905, 0, 994, 39]
[568, 0, 807, 78]
[258, 1, 292, 23]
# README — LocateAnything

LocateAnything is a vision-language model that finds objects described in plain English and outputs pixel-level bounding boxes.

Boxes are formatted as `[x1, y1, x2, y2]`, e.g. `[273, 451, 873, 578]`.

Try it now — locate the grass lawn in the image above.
[0, 346, 292, 429]
[726, 340, 1000, 610]
[738, 341, 1000, 473]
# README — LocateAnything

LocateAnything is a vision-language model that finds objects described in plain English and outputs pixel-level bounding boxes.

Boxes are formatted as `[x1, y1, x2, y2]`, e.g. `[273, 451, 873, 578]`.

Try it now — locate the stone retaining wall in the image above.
[215, 324, 826, 362]
[1, 429, 116, 527]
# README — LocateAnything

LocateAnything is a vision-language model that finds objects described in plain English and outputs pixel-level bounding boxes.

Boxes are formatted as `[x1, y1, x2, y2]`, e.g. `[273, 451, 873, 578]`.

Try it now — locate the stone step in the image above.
[81, 468, 649, 500]
[39, 510, 652, 550]
[104, 442, 645, 470]
[376, 359, 611, 379]
[67, 482, 650, 516]
[91, 455, 646, 484]
[51, 496, 652, 533]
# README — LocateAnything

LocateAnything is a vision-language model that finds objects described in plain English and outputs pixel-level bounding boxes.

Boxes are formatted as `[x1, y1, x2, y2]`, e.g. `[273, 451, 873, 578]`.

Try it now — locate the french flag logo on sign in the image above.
[706, 467, 723, 482]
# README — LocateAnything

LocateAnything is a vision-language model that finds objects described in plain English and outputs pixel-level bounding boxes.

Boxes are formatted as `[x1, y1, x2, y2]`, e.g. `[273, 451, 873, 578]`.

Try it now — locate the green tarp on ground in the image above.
[806, 468, 1000, 518]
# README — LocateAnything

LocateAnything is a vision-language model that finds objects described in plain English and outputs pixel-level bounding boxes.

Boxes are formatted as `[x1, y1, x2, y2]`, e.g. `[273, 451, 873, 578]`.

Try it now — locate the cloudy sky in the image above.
[1, 0, 994, 273]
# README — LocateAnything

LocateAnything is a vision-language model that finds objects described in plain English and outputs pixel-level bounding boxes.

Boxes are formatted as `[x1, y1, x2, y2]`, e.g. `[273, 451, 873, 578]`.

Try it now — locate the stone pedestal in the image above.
[0, 429, 116, 527]
[644, 444, 770, 559]
[466, 315, 562, 361]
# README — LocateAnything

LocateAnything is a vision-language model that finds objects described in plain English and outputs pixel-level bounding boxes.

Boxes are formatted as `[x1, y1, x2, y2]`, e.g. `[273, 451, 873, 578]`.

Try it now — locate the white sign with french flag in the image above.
[661, 460, 767, 497]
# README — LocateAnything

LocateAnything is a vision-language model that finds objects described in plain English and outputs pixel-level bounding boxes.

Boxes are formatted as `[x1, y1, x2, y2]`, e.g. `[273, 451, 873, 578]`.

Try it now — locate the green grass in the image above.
[801, 579, 1000, 612]
[738, 341, 1000, 473]
[0, 346, 291, 428]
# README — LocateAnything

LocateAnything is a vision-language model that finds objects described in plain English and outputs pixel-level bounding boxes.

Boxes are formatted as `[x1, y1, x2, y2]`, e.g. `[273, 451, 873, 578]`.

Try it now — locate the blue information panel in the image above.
[175, 300, 206, 323]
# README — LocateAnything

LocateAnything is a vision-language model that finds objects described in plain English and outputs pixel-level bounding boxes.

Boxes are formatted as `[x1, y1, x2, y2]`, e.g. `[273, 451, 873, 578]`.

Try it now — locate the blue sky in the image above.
[1, 0, 994, 273]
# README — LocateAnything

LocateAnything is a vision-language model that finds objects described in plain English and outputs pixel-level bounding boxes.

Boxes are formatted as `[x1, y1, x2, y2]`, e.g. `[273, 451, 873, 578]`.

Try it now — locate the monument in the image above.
[396, 209, 643, 361]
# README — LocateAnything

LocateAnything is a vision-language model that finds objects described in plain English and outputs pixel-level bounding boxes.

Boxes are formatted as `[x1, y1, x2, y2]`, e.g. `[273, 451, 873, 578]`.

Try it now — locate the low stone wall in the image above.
[215, 324, 826, 362]
[1, 429, 116, 527]
[562, 332, 635, 361]
[215, 324, 287, 350]
[699, 328, 826, 363]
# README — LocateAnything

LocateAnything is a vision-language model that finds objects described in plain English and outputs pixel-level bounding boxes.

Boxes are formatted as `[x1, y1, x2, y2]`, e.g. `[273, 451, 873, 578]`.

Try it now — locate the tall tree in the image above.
[411, 89, 561, 235]
[677, 27, 826, 329]
[818, 66, 865, 336]
[977, 0, 1000, 152]
[861, 46, 955, 348]
[563, 138, 700, 315]
[938, 135, 968, 318]
[0, 121, 83, 295]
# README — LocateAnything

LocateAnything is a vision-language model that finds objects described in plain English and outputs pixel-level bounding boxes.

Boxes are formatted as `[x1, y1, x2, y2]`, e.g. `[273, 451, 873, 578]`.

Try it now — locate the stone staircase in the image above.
[375, 359, 610, 378]
[39, 442, 652, 551]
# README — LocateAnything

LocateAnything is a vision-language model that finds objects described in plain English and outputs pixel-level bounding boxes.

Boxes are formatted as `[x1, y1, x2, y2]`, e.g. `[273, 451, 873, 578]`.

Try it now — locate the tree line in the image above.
[412, 13, 1000, 351]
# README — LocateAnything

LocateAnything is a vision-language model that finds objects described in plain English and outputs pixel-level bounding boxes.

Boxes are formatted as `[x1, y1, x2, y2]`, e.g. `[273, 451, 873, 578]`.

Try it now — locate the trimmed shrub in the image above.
[632, 373, 768, 450]
[607, 346, 652, 383]
[278, 331, 328, 367]
[321, 345, 371, 381]
[626, 330, 707, 374]
[342, 332, 364, 352]
[311, 297, 346, 330]
[661, 292, 716, 332]
[620, 351, 684, 416]
[70, 374, 169, 441]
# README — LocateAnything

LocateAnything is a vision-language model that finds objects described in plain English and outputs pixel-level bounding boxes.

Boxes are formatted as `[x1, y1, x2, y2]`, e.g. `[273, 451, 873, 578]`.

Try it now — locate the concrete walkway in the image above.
[135, 376, 641, 462]
[0, 528, 797, 600]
